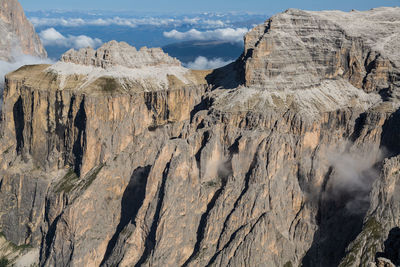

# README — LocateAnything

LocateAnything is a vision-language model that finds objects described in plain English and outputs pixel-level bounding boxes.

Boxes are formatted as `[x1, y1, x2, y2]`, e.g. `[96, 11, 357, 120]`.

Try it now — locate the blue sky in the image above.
[19, 0, 400, 13]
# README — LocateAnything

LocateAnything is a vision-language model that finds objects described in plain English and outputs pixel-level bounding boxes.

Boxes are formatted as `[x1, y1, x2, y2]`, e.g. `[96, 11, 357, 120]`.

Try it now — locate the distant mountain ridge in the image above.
[163, 40, 243, 63]
[0, 0, 46, 61]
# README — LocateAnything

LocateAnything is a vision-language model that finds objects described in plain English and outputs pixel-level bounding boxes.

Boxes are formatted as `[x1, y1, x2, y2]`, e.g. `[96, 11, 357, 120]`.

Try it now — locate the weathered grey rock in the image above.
[61, 40, 181, 69]
[0, 7, 400, 267]
[0, 0, 47, 61]
[376, 257, 396, 267]
[243, 7, 400, 94]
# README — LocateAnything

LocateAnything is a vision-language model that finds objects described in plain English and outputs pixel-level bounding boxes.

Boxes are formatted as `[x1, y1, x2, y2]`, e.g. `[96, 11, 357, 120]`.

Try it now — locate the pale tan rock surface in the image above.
[0, 7, 400, 267]
[0, 0, 47, 61]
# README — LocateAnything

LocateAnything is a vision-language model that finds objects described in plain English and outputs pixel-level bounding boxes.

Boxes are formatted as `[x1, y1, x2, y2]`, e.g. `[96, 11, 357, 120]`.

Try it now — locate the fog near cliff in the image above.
[0, 52, 53, 111]
[323, 144, 385, 214]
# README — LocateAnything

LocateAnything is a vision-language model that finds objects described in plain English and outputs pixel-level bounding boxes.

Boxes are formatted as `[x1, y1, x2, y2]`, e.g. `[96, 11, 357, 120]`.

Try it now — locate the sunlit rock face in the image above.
[0, 7, 400, 267]
[0, 0, 47, 61]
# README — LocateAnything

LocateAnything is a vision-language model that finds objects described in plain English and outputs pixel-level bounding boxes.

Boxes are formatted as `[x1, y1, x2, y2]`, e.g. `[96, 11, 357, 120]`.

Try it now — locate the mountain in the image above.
[0, 6, 400, 267]
[0, 0, 46, 61]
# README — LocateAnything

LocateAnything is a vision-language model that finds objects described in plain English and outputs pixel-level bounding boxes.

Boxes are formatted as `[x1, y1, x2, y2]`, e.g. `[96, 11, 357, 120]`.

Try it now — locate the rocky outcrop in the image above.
[0, 0, 47, 61]
[61, 41, 181, 69]
[0, 7, 400, 267]
[243, 7, 400, 94]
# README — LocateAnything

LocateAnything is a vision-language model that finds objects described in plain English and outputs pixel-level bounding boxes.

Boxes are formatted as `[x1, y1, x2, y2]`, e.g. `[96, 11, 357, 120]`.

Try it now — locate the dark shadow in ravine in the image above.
[100, 165, 151, 266]
[134, 163, 169, 267]
[301, 198, 366, 267]
[13, 96, 24, 154]
[381, 107, 400, 157]
[205, 59, 245, 90]
[301, 167, 374, 267]
[376, 227, 400, 265]
[72, 97, 87, 175]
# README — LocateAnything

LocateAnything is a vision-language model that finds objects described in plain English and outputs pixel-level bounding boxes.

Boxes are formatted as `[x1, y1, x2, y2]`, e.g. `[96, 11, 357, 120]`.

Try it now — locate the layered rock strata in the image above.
[0, 7, 399, 267]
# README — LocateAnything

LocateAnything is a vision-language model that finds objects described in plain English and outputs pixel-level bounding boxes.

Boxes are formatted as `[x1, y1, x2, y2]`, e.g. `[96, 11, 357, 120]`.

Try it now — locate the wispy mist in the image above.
[323, 144, 384, 214]
[185, 56, 233, 70]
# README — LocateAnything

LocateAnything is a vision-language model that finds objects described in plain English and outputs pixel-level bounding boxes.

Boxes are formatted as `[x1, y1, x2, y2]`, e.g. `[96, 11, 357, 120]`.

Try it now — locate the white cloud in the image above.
[29, 16, 227, 29]
[185, 56, 234, 70]
[0, 52, 54, 111]
[39, 28, 102, 49]
[163, 28, 248, 43]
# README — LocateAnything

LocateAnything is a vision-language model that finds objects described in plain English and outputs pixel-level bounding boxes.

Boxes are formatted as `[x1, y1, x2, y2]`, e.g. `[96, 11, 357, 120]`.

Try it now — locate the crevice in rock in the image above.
[182, 165, 229, 266]
[376, 227, 400, 265]
[55, 91, 66, 152]
[100, 165, 151, 266]
[134, 162, 170, 267]
[381, 107, 400, 156]
[350, 113, 367, 142]
[215, 148, 258, 251]
[207, 212, 267, 267]
[207, 224, 247, 267]
[226, 212, 267, 266]
[13, 96, 24, 154]
[182, 137, 239, 266]
[194, 130, 210, 171]
[72, 97, 86, 175]
[29, 91, 34, 155]
[190, 96, 212, 123]
[41, 213, 62, 266]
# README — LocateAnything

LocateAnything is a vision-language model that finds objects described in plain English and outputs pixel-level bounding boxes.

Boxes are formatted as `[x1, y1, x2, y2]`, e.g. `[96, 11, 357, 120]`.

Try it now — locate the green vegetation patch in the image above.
[202, 177, 222, 188]
[339, 217, 383, 267]
[98, 77, 120, 93]
[55, 164, 105, 194]
[55, 169, 79, 193]
[363, 217, 383, 240]
[8, 242, 32, 252]
[3, 146, 13, 155]
[0, 257, 9, 267]
[82, 164, 104, 191]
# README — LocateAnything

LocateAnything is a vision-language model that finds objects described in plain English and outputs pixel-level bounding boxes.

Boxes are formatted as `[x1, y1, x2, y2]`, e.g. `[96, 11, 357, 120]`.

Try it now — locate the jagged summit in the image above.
[38, 40, 202, 92]
[207, 7, 400, 117]
[0, 0, 47, 61]
[33, 41, 211, 92]
[61, 41, 181, 69]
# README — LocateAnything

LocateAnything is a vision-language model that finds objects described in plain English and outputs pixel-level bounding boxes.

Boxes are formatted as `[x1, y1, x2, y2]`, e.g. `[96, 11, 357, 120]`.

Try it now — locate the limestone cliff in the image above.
[0, 0, 47, 61]
[0, 7, 400, 267]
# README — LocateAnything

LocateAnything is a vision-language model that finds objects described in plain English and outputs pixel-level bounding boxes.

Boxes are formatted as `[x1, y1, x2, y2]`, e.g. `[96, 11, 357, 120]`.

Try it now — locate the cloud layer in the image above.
[185, 56, 233, 70]
[39, 28, 102, 49]
[163, 28, 248, 43]
[30, 17, 226, 29]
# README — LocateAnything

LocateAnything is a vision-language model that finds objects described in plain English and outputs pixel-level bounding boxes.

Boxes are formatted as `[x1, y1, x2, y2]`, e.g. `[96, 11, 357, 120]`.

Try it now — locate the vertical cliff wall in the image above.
[0, 7, 399, 267]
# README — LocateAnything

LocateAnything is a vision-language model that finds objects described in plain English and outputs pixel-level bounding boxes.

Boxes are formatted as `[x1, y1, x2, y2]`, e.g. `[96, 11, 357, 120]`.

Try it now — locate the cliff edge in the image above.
[0, 7, 399, 267]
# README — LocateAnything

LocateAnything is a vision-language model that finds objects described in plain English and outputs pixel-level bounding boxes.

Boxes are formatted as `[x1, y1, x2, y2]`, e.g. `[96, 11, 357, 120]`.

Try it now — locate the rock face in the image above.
[0, 0, 47, 61]
[0, 7, 400, 267]
[61, 41, 181, 69]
